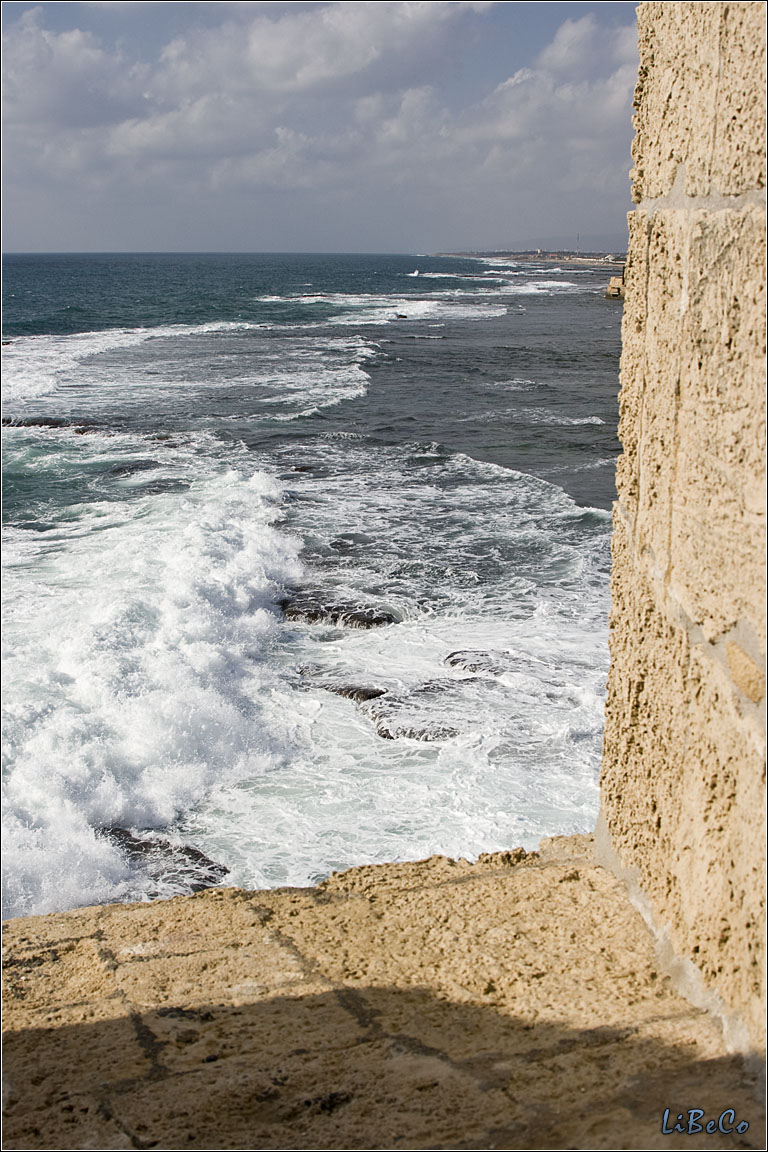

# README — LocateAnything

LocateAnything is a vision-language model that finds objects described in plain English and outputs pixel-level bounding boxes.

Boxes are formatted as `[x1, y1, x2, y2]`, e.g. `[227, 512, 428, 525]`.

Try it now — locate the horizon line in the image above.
[3, 247, 627, 257]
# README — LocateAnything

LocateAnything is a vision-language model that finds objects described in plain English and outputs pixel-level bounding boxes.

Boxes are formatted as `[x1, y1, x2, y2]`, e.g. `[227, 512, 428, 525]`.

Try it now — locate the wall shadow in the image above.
[3, 983, 764, 1150]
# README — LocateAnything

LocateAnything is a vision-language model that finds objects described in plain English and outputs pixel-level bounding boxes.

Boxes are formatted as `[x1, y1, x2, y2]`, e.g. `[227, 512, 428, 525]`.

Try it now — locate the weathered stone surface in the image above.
[617, 204, 766, 635]
[631, 2, 766, 200]
[603, 0, 766, 1057]
[603, 517, 766, 1052]
[726, 642, 766, 704]
[2, 841, 765, 1150]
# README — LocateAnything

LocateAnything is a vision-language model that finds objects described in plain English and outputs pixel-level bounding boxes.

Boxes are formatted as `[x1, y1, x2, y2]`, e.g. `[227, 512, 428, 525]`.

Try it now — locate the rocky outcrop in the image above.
[600, 1, 766, 1056]
[2, 838, 764, 1150]
[280, 590, 401, 629]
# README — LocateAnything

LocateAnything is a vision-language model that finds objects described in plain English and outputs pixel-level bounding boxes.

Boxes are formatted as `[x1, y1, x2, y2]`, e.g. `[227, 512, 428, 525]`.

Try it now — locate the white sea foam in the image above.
[406, 271, 508, 282]
[2, 327, 376, 420]
[177, 444, 611, 889]
[504, 280, 580, 294]
[3, 259, 618, 918]
[3, 424, 611, 914]
[1, 321, 266, 406]
[492, 377, 538, 390]
[515, 408, 605, 426]
[253, 292, 508, 324]
[2, 430, 303, 917]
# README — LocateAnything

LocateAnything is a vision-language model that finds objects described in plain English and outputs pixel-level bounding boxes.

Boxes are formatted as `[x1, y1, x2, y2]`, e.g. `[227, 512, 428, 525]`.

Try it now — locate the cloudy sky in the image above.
[2, 1, 640, 253]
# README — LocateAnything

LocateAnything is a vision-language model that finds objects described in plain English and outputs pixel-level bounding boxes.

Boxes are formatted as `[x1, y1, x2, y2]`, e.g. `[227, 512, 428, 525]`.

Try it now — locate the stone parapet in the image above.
[630, 2, 766, 200]
[601, 0, 766, 1055]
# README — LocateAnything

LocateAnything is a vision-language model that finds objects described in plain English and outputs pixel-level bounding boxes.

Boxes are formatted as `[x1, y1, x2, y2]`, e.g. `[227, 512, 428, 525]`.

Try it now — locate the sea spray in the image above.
[2, 251, 621, 916]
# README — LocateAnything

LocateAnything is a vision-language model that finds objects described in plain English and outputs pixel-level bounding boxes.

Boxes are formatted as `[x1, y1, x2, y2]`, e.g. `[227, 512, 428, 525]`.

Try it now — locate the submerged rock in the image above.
[370, 718, 460, 741]
[359, 680, 465, 742]
[444, 650, 505, 675]
[319, 683, 387, 703]
[99, 826, 229, 896]
[294, 664, 387, 703]
[280, 590, 399, 629]
[108, 458, 162, 477]
[1, 415, 99, 433]
[294, 666, 457, 738]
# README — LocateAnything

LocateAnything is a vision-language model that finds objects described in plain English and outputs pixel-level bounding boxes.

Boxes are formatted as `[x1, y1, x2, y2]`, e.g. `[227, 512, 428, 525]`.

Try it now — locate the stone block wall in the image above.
[600, 1, 766, 1054]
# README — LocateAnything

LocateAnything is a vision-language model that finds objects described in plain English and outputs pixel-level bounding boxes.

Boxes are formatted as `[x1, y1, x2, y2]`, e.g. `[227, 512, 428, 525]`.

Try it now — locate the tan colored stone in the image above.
[0, 1090, 135, 1152]
[726, 641, 766, 703]
[604, 0, 766, 1057]
[2, 936, 123, 1030]
[631, 2, 767, 200]
[603, 521, 766, 1054]
[3, 1016, 151, 1107]
[2, 854, 765, 1150]
[98, 885, 272, 958]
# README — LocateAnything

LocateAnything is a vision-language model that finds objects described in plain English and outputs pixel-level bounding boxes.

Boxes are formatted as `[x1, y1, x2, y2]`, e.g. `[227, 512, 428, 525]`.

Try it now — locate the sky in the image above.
[2, 1, 640, 253]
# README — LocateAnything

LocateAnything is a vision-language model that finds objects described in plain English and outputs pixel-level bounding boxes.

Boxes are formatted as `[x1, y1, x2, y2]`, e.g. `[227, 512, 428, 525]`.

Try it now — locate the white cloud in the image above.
[149, 1, 491, 102]
[2, 3, 636, 251]
[2, 8, 147, 129]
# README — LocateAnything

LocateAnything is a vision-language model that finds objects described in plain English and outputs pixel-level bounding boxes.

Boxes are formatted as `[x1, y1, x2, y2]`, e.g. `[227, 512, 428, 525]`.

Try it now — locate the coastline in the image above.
[436, 252, 627, 268]
[3, 835, 763, 1150]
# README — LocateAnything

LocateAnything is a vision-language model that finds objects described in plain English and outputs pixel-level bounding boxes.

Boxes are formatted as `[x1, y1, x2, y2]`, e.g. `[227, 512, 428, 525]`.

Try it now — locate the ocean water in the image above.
[2, 252, 622, 919]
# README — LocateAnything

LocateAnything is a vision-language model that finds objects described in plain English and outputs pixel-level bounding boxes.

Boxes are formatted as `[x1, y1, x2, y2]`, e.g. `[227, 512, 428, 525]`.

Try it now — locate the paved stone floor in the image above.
[2, 837, 764, 1149]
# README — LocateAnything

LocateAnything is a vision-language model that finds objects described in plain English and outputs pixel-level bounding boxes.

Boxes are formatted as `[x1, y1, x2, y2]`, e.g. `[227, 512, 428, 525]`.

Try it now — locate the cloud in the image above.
[2, 8, 147, 129]
[148, 2, 492, 101]
[2, 3, 636, 251]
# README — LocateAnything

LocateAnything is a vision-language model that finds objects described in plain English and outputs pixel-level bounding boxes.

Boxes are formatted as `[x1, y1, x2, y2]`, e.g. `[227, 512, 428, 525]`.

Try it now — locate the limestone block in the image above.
[2, 935, 122, 1029]
[632, 3, 766, 201]
[617, 201, 766, 640]
[706, 1, 767, 196]
[0, 1089, 135, 1151]
[726, 641, 766, 703]
[602, 513, 766, 1053]
[141, 993, 370, 1077]
[668, 472, 766, 642]
[2, 1017, 151, 1113]
[634, 211, 690, 575]
[667, 204, 764, 640]
[113, 941, 321, 1010]
[98, 886, 271, 959]
[682, 205, 767, 429]
[665, 645, 766, 1048]
[602, 516, 690, 920]
[615, 211, 651, 520]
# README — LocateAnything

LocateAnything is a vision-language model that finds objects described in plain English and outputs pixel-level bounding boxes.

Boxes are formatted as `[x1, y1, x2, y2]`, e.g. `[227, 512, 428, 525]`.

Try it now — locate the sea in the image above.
[1, 252, 622, 920]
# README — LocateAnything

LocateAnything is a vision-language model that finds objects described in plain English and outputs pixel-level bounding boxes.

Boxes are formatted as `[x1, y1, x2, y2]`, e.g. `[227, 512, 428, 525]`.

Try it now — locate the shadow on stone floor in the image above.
[3, 984, 764, 1150]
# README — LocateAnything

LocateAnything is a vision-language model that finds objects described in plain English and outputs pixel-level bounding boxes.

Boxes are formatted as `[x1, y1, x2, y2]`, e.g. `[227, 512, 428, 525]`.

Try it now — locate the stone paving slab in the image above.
[2, 836, 764, 1149]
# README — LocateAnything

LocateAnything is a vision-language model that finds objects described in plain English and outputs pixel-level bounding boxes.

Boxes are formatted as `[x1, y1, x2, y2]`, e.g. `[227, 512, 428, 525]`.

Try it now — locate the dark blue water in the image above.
[2, 252, 621, 918]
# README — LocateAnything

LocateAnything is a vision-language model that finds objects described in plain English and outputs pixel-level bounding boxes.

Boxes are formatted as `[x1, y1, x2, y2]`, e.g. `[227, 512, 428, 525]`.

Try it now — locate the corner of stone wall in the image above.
[600, 1, 767, 1056]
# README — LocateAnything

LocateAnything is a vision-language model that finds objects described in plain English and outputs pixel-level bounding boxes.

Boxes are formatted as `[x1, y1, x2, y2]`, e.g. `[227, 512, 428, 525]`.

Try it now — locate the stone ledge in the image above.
[2, 836, 765, 1150]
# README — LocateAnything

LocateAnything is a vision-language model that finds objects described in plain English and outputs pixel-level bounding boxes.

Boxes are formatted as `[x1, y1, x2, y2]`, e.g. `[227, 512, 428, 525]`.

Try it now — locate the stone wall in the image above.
[600, 1, 766, 1055]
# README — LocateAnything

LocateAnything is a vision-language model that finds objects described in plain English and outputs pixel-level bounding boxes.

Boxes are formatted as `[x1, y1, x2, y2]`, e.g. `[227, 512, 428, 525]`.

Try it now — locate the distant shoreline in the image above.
[437, 251, 626, 268]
